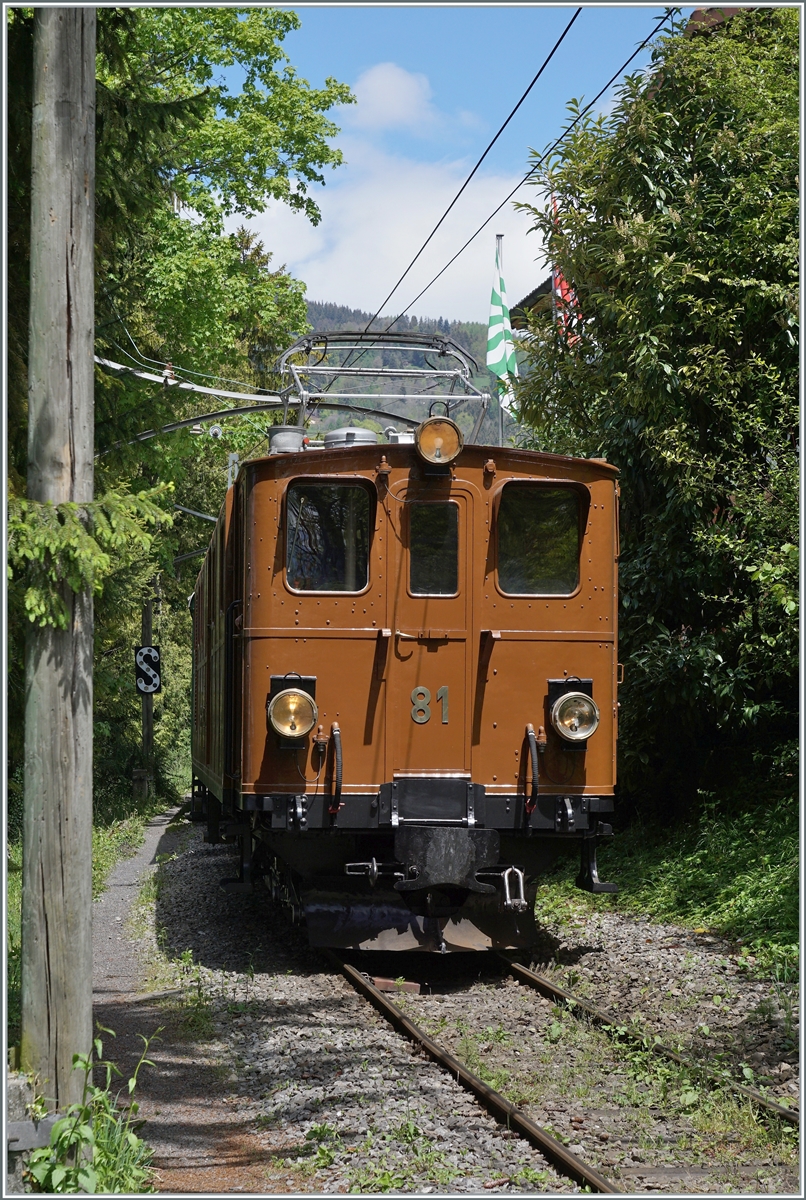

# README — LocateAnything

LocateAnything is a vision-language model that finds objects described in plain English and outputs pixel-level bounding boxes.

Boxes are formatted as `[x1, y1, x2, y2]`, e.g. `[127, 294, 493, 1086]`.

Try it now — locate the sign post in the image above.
[136, 597, 162, 791]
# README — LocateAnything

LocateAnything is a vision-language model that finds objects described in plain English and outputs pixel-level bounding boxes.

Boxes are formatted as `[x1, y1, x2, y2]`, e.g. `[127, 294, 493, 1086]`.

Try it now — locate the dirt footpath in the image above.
[92, 809, 290, 1194]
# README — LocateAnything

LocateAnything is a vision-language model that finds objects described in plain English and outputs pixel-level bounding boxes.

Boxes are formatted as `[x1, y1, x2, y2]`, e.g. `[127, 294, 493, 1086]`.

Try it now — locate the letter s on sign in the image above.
[135, 646, 162, 694]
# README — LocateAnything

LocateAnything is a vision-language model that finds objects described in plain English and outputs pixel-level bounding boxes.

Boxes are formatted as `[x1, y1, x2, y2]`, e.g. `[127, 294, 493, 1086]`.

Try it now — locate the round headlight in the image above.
[415, 417, 463, 466]
[550, 692, 600, 743]
[268, 688, 318, 738]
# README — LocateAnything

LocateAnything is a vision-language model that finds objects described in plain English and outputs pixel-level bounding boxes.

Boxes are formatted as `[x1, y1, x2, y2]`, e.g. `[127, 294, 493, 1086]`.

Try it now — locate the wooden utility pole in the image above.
[21, 7, 96, 1110]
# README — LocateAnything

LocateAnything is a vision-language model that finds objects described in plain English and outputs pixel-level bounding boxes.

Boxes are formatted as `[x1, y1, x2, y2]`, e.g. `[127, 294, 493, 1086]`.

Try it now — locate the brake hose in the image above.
[329, 723, 342, 815]
[525, 724, 539, 814]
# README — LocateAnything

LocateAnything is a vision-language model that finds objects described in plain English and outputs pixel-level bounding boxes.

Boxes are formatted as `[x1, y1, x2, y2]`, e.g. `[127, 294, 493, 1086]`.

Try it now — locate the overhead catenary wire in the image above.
[362, 6, 583, 333]
[324, 7, 675, 391]
[389, 7, 677, 326]
[322, 7, 583, 393]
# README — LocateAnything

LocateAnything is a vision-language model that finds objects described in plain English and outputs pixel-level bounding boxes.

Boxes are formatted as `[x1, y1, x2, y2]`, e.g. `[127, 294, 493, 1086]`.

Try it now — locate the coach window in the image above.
[409, 502, 458, 595]
[498, 484, 580, 594]
[286, 482, 370, 592]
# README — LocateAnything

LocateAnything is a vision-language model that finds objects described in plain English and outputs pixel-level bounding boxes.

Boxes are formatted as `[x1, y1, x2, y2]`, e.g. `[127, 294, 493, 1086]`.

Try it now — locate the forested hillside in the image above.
[306, 299, 489, 368]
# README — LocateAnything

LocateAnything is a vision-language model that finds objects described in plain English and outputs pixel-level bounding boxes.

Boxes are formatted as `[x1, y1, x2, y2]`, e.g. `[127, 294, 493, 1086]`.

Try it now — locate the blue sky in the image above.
[238, 4, 696, 322]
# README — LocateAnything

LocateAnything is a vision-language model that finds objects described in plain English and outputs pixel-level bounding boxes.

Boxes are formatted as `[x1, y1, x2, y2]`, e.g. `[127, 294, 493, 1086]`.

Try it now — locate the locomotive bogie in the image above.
[191, 436, 619, 949]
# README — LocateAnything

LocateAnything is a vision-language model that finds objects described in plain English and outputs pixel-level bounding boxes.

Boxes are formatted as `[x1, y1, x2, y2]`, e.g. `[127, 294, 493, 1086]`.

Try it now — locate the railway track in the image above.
[324, 946, 799, 1194]
[326, 952, 617, 1194]
[139, 834, 798, 1194]
[500, 957, 800, 1129]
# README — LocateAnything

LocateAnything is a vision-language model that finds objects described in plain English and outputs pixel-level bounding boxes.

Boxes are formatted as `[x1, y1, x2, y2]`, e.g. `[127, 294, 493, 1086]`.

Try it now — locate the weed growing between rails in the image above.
[271, 1116, 550, 1194]
[402, 984, 798, 1189]
[26, 1027, 159, 1194]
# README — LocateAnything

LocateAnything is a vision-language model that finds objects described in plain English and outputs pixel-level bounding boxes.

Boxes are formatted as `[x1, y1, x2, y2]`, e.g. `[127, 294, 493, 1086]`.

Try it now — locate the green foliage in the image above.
[515, 9, 798, 816]
[90, 798, 167, 901]
[6, 783, 170, 1051]
[26, 1030, 157, 1194]
[94, 7, 352, 223]
[6, 7, 350, 802]
[7, 488, 173, 629]
[536, 772, 799, 972]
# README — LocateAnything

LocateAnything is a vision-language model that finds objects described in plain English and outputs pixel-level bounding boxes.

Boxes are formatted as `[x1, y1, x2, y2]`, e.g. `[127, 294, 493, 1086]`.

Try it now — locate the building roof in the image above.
[511, 277, 552, 328]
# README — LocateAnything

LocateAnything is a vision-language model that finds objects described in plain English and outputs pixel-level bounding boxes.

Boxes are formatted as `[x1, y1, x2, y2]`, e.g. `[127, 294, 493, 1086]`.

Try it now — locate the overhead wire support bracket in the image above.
[275, 330, 491, 441]
[96, 325, 493, 449]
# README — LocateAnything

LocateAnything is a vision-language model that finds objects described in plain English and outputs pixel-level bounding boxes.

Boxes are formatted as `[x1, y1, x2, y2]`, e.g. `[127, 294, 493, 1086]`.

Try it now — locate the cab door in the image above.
[385, 482, 471, 775]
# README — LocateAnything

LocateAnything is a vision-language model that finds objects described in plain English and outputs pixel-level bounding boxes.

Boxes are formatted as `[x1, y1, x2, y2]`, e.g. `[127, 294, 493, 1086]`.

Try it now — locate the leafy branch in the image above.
[7, 485, 174, 629]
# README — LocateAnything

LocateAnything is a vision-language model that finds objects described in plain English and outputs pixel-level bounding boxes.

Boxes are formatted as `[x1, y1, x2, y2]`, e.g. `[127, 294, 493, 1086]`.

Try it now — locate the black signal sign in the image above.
[135, 646, 162, 694]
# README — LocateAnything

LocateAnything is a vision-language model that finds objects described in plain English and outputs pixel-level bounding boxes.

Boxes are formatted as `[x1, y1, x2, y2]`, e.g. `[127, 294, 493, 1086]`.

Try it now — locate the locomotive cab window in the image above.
[286, 482, 370, 592]
[409, 502, 458, 595]
[498, 484, 581, 594]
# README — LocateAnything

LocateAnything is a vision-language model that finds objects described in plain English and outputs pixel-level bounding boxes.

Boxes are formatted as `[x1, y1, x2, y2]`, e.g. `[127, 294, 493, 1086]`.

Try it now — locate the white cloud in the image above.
[241, 137, 548, 324]
[342, 62, 437, 133]
[232, 58, 550, 324]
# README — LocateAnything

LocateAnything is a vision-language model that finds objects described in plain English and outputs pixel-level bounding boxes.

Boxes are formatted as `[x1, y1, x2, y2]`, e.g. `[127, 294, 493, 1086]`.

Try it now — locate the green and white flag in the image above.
[486, 235, 518, 411]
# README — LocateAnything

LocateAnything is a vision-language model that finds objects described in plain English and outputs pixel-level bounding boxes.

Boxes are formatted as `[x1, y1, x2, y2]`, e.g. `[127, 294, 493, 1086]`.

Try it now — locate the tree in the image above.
[7, 9, 351, 1056]
[8, 6, 352, 480]
[515, 9, 798, 816]
[6, 8, 349, 801]
[21, 7, 96, 1109]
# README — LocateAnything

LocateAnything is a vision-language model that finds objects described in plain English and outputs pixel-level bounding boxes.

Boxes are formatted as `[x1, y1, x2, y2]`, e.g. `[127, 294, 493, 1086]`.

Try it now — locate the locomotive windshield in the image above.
[498, 484, 581, 594]
[409, 503, 458, 595]
[286, 482, 370, 592]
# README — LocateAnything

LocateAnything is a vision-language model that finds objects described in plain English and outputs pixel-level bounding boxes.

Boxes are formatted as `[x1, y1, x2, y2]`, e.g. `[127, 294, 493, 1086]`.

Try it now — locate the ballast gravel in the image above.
[144, 834, 575, 1194]
[128, 825, 800, 1194]
[530, 908, 800, 1110]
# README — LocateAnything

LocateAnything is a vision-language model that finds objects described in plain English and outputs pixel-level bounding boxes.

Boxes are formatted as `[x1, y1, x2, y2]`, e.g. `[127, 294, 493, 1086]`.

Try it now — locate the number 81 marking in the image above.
[411, 685, 449, 724]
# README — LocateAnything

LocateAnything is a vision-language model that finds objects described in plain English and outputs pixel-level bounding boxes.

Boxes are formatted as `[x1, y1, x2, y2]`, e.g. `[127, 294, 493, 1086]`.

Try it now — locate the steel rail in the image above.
[502, 958, 799, 1127]
[325, 952, 617, 1194]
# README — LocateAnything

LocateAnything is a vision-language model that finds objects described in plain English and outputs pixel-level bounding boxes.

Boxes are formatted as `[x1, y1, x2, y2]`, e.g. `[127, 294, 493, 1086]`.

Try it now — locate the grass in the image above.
[453, 1018, 513, 1091]
[6, 780, 174, 1053]
[128, 862, 225, 1039]
[537, 790, 799, 974]
[346, 1123, 464, 1193]
[425, 994, 797, 1176]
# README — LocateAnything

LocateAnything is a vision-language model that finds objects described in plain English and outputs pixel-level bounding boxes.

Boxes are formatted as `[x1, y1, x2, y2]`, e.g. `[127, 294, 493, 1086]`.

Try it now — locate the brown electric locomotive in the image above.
[191, 333, 619, 952]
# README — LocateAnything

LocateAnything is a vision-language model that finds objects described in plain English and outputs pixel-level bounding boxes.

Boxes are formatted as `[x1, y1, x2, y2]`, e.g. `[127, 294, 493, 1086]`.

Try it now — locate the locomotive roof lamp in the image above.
[414, 416, 464, 466]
